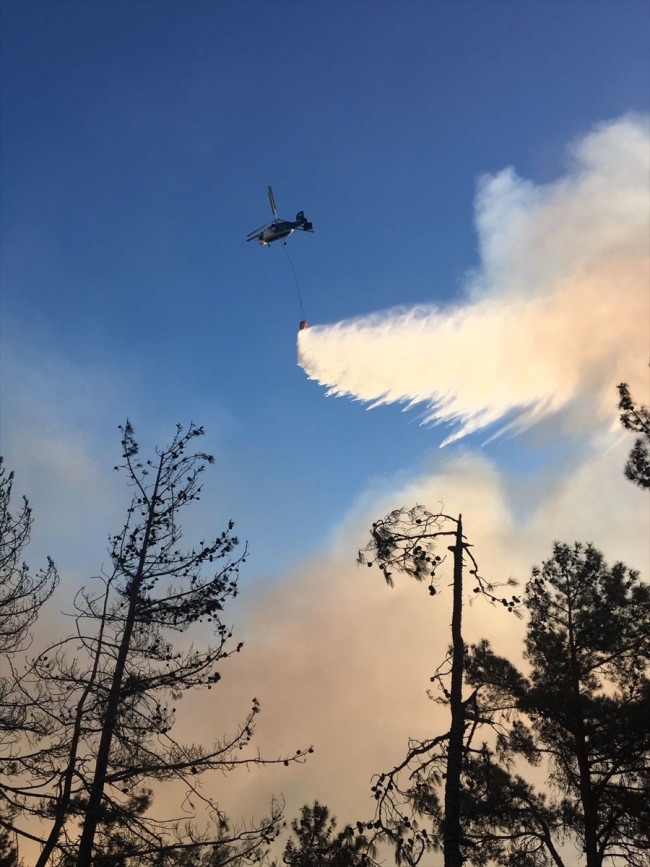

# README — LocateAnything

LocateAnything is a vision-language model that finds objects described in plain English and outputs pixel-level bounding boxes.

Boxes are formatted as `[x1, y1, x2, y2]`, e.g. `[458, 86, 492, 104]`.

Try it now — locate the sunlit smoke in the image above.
[298, 116, 650, 444]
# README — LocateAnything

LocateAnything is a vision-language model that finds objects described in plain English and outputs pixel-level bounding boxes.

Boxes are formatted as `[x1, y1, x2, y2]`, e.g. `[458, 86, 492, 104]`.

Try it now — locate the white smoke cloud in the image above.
[298, 115, 650, 444]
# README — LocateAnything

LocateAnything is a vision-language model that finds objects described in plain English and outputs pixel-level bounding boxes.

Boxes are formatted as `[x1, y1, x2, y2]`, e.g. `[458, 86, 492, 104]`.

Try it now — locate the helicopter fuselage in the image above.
[257, 222, 295, 245]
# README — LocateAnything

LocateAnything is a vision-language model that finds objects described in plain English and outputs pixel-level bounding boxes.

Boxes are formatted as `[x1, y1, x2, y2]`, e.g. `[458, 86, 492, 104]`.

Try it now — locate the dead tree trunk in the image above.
[443, 515, 465, 867]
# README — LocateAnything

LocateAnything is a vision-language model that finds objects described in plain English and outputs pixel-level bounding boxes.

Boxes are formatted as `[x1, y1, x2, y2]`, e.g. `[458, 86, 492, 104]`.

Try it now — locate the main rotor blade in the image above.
[247, 222, 271, 238]
[268, 186, 278, 221]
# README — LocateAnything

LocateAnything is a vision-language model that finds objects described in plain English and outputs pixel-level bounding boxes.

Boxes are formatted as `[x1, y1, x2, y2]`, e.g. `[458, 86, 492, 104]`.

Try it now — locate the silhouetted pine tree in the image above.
[0, 459, 58, 837]
[0, 829, 19, 867]
[277, 802, 375, 867]
[618, 381, 650, 489]
[358, 507, 519, 867]
[463, 543, 650, 866]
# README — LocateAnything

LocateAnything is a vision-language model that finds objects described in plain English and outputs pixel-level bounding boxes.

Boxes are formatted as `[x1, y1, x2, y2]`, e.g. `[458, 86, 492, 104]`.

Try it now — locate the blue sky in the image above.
[3, 0, 648, 578]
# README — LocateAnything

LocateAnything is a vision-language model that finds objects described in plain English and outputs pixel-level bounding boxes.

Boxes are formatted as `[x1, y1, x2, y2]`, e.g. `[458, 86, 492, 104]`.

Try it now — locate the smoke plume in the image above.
[298, 116, 649, 444]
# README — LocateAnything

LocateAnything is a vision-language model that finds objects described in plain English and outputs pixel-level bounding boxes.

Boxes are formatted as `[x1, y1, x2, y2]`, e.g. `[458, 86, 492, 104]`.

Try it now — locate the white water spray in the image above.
[298, 116, 650, 444]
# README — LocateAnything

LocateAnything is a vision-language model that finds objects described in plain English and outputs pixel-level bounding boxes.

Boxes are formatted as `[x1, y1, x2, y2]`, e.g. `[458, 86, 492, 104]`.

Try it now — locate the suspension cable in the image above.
[282, 242, 306, 320]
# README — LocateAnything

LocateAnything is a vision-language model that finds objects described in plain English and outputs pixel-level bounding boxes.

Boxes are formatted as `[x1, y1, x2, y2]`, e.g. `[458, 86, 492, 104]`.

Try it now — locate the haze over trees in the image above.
[355, 384, 649, 866]
[0, 382, 647, 866]
[0, 423, 309, 867]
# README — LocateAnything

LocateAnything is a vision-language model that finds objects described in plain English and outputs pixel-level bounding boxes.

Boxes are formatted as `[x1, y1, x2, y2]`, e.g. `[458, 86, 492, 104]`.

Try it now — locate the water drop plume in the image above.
[298, 116, 649, 445]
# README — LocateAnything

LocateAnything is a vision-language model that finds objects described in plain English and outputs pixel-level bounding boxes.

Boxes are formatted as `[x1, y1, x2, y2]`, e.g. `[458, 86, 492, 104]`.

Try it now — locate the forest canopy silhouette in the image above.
[0, 383, 647, 866]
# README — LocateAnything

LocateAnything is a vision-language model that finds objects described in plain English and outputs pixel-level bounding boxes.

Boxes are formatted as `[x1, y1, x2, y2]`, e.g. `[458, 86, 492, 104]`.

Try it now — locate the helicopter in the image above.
[246, 186, 314, 246]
